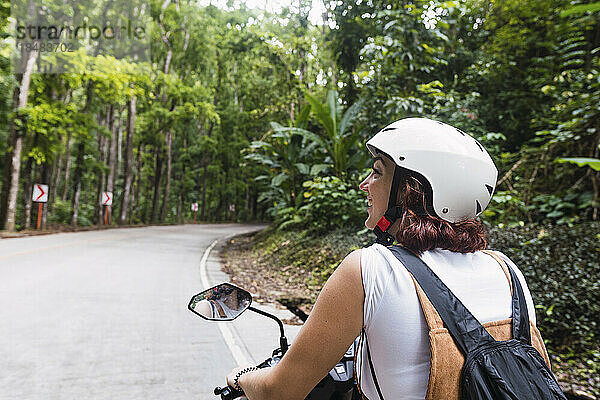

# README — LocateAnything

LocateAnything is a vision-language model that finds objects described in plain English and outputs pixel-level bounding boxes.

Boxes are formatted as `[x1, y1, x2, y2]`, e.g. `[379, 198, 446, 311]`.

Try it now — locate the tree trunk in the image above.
[94, 109, 110, 225]
[160, 130, 172, 222]
[70, 141, 84, 226]
[0, 88, 19, 228]
[71, 81, 95, 225]
[131, 142, 142, 224]
[592, 172, 598, 221]
[41, 164, 49, 229]
[201, 162, 208, 220]
[23, 157, 34, 229]
[61, 130, 72, 200]
[177, 181, 183, 224]
[50, 136, 63, 210]
[592, 129, 600, 220]
[50, 89, 70, 208]
[94, 119, 108, 225]
[150, 147, 163, 223]
[178, 137, 187, 224]
[107, 105, 118, 193]
[119, 95, 136, 225]
[116, 106, 124, 183]
[1, 45, 39, 231]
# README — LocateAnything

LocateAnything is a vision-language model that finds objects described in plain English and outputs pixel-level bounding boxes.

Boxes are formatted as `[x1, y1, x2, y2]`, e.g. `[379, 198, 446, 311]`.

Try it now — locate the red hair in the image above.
[394, 174, 487, 254]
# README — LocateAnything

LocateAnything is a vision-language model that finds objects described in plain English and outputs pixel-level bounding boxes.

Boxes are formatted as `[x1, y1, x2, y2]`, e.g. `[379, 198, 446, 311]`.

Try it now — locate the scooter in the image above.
[188, 283, 359, 400]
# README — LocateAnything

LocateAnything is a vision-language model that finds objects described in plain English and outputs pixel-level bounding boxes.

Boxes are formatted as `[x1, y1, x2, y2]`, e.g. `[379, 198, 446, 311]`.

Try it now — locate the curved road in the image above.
[0, 224, 299, 399]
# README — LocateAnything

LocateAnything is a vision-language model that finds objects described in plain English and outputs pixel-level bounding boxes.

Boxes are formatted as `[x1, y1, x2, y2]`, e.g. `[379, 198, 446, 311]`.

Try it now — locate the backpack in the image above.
[361, 246, 566, 400]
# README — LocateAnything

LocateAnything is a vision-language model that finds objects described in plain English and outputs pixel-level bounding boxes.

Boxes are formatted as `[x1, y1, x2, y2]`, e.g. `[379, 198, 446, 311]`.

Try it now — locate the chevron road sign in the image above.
[32, 184, 48, 203]
[102, 192, 113, 206]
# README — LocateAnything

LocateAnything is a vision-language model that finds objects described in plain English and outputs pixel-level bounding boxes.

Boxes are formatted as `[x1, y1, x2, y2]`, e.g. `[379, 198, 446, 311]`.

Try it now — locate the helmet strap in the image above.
[374, 166, 403, 246]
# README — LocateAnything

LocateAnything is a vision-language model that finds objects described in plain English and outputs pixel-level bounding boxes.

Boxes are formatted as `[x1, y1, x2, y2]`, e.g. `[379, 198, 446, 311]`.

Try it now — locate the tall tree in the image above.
[0, 45, 39, 231]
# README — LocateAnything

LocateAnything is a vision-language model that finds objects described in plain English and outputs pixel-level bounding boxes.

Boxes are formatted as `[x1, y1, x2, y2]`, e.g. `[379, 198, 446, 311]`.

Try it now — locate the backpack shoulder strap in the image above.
[482, 250, 532, 345]
[388, 246, 495, 355]
[407, 274, 445, 330]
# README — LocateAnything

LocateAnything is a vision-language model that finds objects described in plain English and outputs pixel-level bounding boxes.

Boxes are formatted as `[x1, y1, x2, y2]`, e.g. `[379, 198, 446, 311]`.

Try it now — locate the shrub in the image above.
[276, 176, 366, 231]
[487, 222, 600, 352]
[48, 199, 72, 224]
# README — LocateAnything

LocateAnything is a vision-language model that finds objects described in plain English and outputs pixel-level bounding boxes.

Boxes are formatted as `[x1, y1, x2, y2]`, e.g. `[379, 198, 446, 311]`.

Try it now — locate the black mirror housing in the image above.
[188, 283, 252, 321]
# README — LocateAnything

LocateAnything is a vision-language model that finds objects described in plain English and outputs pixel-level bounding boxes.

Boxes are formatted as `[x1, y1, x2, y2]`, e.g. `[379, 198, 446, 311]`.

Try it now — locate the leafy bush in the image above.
[48, 199, 72, 224]
[48, 199, 94, 226]
[276, 176, 366, 231]
[487, 222, 600, 352]
[482, 190, 528, 227]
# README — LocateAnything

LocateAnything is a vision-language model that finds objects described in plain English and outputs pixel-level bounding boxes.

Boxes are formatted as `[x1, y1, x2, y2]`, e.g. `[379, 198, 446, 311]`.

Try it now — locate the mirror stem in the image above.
[248, 306, 289, 354]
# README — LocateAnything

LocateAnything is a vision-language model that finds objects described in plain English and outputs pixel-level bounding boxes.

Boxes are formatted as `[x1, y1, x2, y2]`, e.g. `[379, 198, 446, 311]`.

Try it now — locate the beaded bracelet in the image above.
[233, 366, 258, 392]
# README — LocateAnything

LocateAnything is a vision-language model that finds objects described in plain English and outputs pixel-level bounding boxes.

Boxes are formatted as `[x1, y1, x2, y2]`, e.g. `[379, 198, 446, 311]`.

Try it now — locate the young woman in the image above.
[227, 118, 538, 400]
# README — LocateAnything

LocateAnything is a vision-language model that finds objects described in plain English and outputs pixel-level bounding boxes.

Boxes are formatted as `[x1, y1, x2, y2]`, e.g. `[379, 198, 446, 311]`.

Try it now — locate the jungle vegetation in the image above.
[0, 0, 598, 231]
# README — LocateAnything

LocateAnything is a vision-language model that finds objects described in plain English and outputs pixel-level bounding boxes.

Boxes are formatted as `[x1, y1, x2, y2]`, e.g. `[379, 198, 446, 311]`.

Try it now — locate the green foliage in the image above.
[1, 0, 599, 232]
[305, 90, 366, 178]
[246, 121, 324, 213]
[557, 157, 600, 171]
[76, 202, 95, 226]
[48, 200, 73, 225]
[560, 2, 600, 17]
[246, 227, 371, 298]
[482, 190, 528, 226]
[276, 176, 365, 231]
[488, 222, 600, 351]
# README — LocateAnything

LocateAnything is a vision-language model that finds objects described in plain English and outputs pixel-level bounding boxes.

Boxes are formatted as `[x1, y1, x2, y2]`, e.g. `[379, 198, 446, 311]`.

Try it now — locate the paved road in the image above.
[0, 224, 301, 400]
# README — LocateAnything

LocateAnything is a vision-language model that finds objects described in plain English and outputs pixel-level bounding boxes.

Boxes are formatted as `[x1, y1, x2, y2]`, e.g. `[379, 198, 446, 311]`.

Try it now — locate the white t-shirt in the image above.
[357, 244, 536, 400]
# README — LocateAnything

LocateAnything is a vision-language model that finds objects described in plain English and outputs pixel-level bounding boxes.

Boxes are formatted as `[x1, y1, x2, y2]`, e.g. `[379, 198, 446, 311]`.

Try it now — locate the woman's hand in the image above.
[225, 366, 272, 400]
[226, 366, 248, 389]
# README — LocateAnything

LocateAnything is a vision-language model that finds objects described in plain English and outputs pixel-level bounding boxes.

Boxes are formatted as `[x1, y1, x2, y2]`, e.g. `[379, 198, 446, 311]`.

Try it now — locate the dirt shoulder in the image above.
[221, 231, 319, 322]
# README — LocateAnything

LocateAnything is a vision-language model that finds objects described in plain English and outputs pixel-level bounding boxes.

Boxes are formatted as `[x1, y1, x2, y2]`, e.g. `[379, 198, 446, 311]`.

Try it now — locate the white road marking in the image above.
[199, 240, 252, 367]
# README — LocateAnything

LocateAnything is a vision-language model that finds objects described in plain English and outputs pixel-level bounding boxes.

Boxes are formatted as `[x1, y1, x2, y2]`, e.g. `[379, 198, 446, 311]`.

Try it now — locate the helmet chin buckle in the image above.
[373, 215, 397, 246]
[374, 228, 395, 246]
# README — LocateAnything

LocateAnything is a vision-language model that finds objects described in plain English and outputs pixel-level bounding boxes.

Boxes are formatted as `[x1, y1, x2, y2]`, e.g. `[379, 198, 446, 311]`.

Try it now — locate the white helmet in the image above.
[366, 118, 498, 231]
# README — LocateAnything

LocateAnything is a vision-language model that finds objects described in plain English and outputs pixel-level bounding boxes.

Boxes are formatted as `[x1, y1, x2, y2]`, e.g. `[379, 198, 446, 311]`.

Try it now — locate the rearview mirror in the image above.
[188, 283, 252, 321]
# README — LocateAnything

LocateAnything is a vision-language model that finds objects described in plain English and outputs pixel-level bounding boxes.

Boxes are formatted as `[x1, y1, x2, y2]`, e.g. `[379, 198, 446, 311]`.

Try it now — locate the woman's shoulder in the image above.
[360, 243, 395, 259]
[359, 244, 416, 283]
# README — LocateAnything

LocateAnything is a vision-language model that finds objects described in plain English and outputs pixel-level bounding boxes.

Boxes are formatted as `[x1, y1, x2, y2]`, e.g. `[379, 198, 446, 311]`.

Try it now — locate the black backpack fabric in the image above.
[363, 246, 566, 400]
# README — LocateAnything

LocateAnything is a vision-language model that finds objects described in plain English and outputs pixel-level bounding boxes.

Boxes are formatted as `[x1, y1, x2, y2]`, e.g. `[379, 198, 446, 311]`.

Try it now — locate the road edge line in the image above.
[199, 239, 252, 367]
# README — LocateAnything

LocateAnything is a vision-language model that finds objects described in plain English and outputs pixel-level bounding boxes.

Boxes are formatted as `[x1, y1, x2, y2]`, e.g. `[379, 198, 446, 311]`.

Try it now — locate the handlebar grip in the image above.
[214, 385, 244, 399]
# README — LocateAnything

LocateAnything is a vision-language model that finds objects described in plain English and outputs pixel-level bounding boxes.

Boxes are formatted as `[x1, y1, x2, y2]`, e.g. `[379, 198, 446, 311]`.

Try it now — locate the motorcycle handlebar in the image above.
[214, 385, 244, 400]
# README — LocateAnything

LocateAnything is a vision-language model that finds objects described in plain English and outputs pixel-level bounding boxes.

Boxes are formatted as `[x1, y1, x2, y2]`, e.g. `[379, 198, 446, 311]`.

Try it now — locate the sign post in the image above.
[229, 204, 235, 222]
[102, 192, 113, 225]
[191, 203, 198, 222]
[32, 184, 49, 230]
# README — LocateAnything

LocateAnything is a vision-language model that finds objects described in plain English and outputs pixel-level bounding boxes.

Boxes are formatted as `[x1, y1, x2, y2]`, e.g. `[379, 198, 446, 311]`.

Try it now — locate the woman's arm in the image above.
[228, 249, 365, 400]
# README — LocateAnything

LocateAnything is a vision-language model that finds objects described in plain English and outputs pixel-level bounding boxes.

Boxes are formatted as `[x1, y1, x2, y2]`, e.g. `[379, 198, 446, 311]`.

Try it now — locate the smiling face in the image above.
[359, 154, 396, 229]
